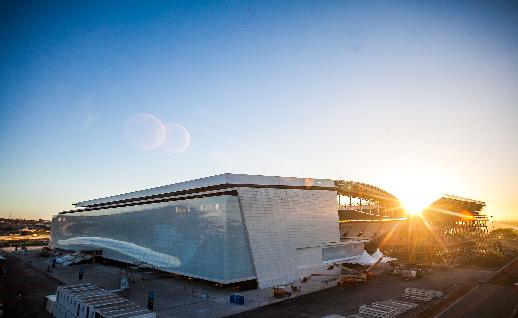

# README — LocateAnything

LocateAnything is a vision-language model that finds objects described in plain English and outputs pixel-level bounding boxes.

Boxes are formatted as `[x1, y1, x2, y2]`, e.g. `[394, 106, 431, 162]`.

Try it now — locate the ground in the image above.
[0, 247, 344, 318]
[227, 266, 496, 318]
[1, 247, 517, 318]
[434, 256, 518, 318]
[0, 255, 57, 318]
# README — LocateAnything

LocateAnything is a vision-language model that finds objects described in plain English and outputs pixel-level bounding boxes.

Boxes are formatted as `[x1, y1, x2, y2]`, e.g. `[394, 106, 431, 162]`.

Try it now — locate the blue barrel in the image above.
[229, 293, 235, 304]
[235, 294, 244, 305]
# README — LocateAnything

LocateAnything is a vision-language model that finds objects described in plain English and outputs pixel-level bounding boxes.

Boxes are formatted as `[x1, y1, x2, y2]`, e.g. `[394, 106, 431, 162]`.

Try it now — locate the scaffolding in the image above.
[379, 194, 488, 264]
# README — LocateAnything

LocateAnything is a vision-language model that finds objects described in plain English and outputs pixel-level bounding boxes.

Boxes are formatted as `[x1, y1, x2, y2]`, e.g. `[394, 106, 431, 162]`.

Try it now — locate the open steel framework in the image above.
[381, 194, 489, 263]
[335, 180, 404, 220]
[423, 194, 488, 237]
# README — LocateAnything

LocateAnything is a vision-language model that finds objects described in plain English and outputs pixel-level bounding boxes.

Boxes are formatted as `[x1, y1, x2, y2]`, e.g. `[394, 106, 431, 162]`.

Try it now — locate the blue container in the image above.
[235, 294, 244, 305]
[229, 293, 235, 304]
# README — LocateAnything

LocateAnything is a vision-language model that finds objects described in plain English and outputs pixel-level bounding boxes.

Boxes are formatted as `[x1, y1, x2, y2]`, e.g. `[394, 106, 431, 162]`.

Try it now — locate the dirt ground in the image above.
[0, 254, 59, 318]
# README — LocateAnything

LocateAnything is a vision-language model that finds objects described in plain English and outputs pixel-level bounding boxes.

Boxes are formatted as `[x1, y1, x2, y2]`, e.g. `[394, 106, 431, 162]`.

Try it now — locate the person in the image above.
[52, 257, 56, 268]
[79, 267, 84, 280]
[15, 291, 23, 313]
[147, 291, 155, 311]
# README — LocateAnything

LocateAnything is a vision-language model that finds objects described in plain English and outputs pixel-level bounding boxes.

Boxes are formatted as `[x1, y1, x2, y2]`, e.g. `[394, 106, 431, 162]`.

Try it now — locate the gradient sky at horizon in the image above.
[1, 1, 517, 220]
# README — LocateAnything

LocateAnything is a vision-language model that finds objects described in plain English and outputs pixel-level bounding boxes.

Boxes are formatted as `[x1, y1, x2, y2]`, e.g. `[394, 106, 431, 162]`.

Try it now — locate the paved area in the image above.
[4, 246, 515, 318]
[436, 284, 517, 318]
[1, 247, 344, 318]
[436, 256, 518, 318]
[0, 253, 57, 318]
[228, 266, 494, 318]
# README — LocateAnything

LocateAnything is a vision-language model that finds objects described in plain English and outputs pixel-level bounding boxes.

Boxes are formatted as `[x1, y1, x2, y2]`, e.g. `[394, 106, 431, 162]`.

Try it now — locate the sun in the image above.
[397, 184, 441, 216]
[401, 195, 430, 216]
[380, 167, 447, 217]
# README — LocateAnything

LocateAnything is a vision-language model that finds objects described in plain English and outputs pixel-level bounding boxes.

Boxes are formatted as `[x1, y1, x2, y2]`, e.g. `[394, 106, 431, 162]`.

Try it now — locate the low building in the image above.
[51, 173, 364, 288]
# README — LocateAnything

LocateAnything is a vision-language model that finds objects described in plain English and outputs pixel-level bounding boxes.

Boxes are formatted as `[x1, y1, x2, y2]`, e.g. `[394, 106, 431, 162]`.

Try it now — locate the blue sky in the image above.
[1, 0, 517, 219]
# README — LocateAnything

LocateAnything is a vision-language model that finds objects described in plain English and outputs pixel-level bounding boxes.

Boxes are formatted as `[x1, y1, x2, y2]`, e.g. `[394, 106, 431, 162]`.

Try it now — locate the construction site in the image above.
[1, 173, 517, 318]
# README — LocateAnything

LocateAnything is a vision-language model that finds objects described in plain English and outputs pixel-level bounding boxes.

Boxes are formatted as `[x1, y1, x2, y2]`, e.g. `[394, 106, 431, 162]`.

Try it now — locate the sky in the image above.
[1, 0, 517, 220]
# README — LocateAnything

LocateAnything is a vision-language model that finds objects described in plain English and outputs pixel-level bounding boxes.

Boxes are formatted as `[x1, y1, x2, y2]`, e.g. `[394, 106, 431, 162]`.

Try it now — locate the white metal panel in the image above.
[75, 173, 335, 207]
[237, 187, 344, 288]
[75, 174, 229, 207]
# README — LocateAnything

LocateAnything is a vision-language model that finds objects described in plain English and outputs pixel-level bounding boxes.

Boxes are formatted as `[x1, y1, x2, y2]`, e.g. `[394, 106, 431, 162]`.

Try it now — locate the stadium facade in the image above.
[51, 174, 365, 288]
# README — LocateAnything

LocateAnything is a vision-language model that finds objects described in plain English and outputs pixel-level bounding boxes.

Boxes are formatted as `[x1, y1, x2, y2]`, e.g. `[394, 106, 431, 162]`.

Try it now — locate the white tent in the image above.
[381, 256, 397, 263]
[370, 248, 397, 263]
[354, 251, 377, 265]
[343, 250, 396, 265]
[372, 248, 383, 260]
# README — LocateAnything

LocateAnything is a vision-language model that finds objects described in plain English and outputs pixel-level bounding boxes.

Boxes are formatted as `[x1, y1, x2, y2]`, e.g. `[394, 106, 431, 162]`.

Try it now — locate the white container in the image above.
[45, 295, 56, 315]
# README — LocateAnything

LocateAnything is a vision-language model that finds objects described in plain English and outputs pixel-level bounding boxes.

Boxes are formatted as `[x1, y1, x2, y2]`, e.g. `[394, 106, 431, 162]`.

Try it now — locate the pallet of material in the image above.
[401, 294, 434, 301]
[374, 299, 417, 312]
[359, 304, 400, 318]
[404, 288, 442, 298]
[370, 299, 417, 315]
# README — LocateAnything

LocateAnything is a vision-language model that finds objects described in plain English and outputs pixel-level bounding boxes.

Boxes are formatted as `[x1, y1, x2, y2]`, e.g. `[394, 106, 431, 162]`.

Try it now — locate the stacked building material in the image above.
[344, 288, 441, 318]
[402, 288, 443, 301]
[371, 300, 417, 314]
[345, 298, 417, 318]
[54, 252, 93, 266]
[358, 304, 400, 318]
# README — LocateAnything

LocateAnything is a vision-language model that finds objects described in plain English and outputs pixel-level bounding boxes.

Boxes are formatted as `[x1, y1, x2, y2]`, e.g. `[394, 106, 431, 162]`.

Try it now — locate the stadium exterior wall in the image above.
[51, 174, 363, 288]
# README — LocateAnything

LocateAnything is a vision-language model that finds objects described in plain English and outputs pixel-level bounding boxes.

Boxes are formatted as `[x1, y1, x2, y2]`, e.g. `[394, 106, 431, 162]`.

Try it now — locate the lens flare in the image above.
[401, 194, 433, 215]
[161, 123, 190, 154]
[382, 168, 447, 217]
[125, 113, 166, 150]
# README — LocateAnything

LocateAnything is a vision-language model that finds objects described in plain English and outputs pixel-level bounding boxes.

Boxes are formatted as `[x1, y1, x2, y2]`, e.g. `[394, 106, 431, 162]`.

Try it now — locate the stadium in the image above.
[51, 173, 487, 289]
[52, 174, 367, 288]
[339, 191, 489, 263]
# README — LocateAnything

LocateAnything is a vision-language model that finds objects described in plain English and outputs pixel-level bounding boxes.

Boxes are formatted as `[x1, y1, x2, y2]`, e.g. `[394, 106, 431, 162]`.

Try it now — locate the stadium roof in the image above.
[334, 180, 401, 208]
[74, 173, 335, 208]
[69, 174, 403, 214]
[428, 194, 486, 213]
